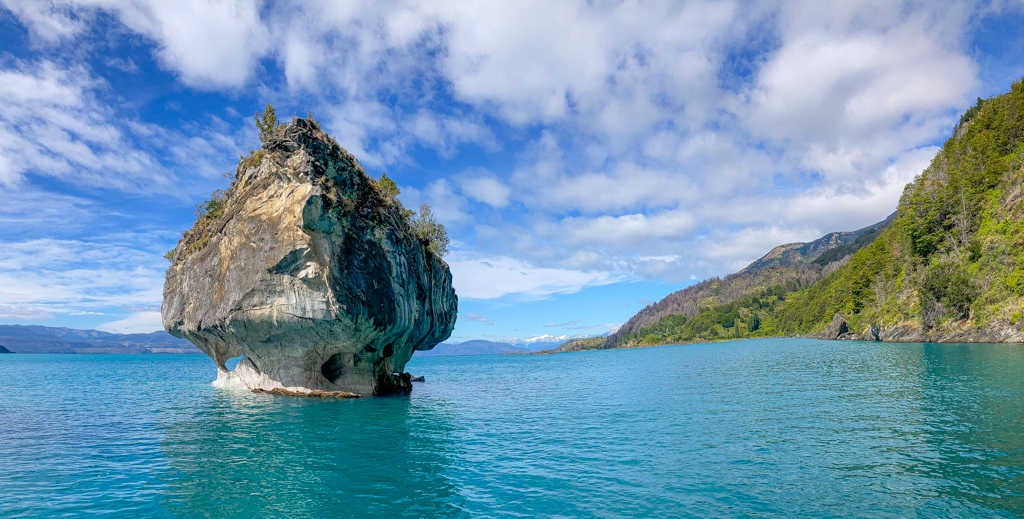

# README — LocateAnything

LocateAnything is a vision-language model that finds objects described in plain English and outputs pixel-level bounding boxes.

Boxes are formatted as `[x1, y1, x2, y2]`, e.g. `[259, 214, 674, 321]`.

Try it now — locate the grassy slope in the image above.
[572, 79, 1024, 351]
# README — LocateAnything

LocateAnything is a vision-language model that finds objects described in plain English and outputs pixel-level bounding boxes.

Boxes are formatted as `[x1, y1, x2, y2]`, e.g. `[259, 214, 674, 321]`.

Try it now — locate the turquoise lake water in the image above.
[2, 338, 1024, 518]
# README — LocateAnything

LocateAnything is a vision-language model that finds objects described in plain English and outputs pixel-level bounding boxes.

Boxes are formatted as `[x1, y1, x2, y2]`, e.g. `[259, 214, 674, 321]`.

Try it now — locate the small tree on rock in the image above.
[411, 204, 449, 257]
[377, 174, 401, 199]
[255, 103, 284, 143]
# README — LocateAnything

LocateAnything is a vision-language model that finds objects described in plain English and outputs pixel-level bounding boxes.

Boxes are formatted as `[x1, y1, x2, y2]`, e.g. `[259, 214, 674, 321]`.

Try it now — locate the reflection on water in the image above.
[159, 390, 463, 517]
[1, 340, 1024, 518]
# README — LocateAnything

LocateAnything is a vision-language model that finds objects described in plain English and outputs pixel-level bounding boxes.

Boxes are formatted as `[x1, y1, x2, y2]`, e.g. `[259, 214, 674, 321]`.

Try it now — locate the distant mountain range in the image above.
[0, 324, 599, 357]
[0, 325, 199, 354]
[501, 333, 593, 346]
[415, 334, 598, 356]
[414, 340, 526, 356]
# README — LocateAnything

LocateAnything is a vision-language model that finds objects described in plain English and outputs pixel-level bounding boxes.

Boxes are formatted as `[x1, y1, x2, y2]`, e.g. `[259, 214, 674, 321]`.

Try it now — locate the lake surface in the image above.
[2, 338, 1024, 518]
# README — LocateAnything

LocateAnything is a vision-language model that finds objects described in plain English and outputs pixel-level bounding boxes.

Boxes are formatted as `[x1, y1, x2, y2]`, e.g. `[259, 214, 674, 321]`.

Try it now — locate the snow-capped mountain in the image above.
[501, 334, 592, 347]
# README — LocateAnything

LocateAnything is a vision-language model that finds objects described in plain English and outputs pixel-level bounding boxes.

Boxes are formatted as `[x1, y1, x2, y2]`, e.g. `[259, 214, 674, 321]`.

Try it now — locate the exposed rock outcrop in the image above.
[877, 324, 1024, 343]
[816, 319, 1024, 343]
[817, 314, 849, 340]
[162, 118, 457, 395]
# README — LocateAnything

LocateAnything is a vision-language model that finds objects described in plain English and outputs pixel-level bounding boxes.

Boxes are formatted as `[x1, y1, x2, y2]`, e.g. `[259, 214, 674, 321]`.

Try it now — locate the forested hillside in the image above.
[773, 79, 1024, 341]
[597, 216, 895, 347]
[564, 79, 1024, 352]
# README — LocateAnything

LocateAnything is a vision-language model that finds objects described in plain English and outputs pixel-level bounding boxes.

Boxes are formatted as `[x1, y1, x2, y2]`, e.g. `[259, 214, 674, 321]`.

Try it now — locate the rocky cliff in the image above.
[162, 117, 457, 395]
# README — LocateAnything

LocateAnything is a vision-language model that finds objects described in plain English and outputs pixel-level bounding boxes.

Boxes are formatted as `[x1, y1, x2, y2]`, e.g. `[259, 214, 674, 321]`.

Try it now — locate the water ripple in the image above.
[1, 340, 1024, 517]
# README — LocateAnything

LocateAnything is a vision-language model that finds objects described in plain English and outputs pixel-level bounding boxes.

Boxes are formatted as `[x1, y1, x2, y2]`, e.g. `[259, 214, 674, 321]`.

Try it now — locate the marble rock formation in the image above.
[162, 118, 457, 395]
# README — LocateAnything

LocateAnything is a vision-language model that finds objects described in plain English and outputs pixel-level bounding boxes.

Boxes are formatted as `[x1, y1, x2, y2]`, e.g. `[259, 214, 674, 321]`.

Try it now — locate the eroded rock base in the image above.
[211, 355, 415, 396]
[252, 388, 361, 398]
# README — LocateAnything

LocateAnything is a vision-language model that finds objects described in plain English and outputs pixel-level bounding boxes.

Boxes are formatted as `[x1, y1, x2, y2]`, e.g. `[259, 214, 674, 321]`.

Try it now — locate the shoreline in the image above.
[537, 327, 1024, 355]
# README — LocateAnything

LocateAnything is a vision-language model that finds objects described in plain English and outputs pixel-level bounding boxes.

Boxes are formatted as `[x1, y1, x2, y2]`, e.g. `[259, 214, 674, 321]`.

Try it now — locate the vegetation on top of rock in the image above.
[161, 106, 458, 395]
[194, 189, 226, 219]
[255, 103, 286, 143]
[377, 174, 401, 199]
[166, 104, 450, 263]
[410, 204, 450, 257]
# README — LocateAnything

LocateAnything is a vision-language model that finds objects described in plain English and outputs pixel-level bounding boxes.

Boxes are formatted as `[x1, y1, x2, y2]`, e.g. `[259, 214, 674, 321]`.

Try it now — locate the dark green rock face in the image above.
[162, 119, 457, 395]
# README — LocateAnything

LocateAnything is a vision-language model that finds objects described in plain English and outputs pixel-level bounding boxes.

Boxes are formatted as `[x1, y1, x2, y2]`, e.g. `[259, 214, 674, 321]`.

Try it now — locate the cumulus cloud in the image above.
[459, 173, 511, 208]
[448, 253, 625, 300]
[398, 179, 471, 226]
[553, 210, 697, 249]
[0, 0, 1016, 303]
[96, 310, 162, 334]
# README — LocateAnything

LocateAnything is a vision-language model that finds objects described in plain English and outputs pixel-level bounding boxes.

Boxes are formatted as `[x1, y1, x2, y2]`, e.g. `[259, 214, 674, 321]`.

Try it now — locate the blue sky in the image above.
[0, 1, 1021, 341]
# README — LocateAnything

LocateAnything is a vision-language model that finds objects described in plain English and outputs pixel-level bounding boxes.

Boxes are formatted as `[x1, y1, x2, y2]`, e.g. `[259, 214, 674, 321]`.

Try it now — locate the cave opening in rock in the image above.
[226, 355, 244, 371]
[321, 352, 346, 384]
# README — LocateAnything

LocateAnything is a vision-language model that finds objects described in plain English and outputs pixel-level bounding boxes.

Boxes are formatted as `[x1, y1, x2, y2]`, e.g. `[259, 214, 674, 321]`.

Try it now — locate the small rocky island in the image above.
[162, 112, 457, 396]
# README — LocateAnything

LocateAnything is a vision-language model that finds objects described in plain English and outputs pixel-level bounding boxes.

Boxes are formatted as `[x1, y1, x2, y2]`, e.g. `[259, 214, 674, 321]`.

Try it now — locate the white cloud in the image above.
[0, 0, 87, 42]
[0, 0, 1016, 299]
[89, 0, 270, 88]
[458, 312, 493, 324]
[431, 0, 736, 127]
[0, 60, 170, 191]
[554, 210, 697, 249]
[747, 30, 974, 143]
[459, 173, 511, 208]
[738, 0, 978, 197]
[0, 303, 53, 321]
[448, 254, 625, 300]
[104, 57, 138, 73]
[0, 185, 100, 232]
[398, 179, 471, 226]
[96, 310, 162, 333]
[0, 238, 167, 322]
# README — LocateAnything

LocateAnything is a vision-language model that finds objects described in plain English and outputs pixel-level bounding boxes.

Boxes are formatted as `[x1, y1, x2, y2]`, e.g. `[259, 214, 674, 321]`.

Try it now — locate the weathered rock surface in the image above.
[812, 313, 1024, 343]
[817, 314, 849, 340]
[162, 118, 457, 395]
[252, 388, 360, 398]
[877, 324, 1024, 343]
